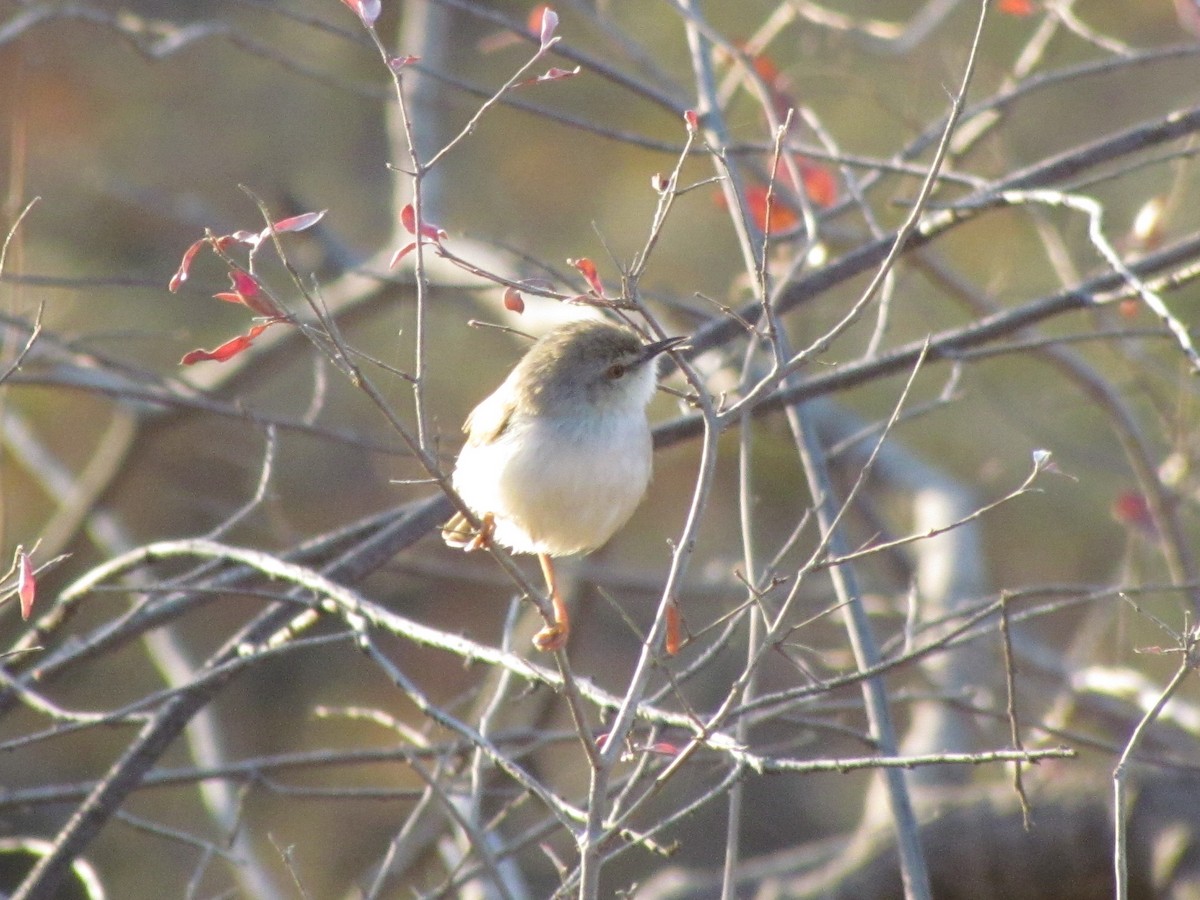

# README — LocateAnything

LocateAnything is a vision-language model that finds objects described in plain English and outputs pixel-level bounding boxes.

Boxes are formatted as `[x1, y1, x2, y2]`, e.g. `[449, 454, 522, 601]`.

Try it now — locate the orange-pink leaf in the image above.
[503, 287, 525, 313]
[212, 270, 282, 318]
[271, 210, 326, 234]
[169, 238, 207, 292]
[999, 0, 1034, 14]
[390, 241, 418, 269]
[569, 257, 604, 295]
[388, 55, 421, 71]
[181, 322, 276, 365]
[799, 159, 838, 208]
[399, 203, 447, 241]
[715, 185, 799, 235]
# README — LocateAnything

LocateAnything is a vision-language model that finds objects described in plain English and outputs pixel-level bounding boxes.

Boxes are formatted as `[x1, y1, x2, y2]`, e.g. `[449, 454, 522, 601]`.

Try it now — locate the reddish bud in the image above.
[666, 604, 683, 655]
[503, 287, 525, 313]
[527, 4, 552, 32]
[684, 109, 699, 132]
[388, 55, 421, 71]
[536, 6, 558, 49]
[569, 257, 605, 296]
[340, 0, 380, 26]
[1129, 196, 1166, 251]
[1118, 298, 1140, 320]
[999, 0, 1034, 14]
[651, 173, 669, 193]
[17, 550, 35, 621]
[531, 65, 579, 84]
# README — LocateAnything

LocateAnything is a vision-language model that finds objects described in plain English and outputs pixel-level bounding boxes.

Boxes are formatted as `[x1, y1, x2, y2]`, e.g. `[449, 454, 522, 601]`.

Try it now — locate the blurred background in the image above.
[3, 0, 1200, 897]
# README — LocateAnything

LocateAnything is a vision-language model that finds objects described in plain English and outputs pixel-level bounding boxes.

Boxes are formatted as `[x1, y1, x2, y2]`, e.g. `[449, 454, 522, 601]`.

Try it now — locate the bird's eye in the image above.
[606, 363, 626, 379]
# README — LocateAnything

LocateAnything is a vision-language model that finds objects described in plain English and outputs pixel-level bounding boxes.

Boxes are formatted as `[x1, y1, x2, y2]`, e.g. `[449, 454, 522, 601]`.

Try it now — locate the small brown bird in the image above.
[442, 319, 683, 651]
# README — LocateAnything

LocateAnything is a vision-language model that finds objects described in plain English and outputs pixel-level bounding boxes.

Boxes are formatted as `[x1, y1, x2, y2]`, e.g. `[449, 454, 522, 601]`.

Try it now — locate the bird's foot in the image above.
[532, 622, 568, 652]
[466, 513, 495, 552]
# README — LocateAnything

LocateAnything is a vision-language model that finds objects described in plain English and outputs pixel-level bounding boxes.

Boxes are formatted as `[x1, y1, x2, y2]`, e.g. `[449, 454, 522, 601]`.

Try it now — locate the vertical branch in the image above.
[364, 9, 434, 449]
[1113, 651, 1192, 900]
[722, 407, 764, 898]
[780, 344, 933, 900]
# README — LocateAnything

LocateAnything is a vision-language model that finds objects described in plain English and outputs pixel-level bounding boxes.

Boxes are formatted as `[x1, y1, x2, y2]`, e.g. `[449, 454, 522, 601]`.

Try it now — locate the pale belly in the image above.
[452, 413, 653, 556]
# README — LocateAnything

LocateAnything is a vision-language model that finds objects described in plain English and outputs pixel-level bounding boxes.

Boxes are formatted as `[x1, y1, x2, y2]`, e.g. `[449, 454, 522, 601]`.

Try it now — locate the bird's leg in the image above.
[532, 552, 569, 651]
[466, 512, 495, 552]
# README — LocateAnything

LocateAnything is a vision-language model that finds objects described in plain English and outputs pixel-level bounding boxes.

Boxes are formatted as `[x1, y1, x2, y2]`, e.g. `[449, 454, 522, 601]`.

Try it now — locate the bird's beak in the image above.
[638, 335, 687, 366]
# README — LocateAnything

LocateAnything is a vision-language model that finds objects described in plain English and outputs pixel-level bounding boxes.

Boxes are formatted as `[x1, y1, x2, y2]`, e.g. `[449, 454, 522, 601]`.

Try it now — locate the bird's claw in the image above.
[533, 623, 568, 652]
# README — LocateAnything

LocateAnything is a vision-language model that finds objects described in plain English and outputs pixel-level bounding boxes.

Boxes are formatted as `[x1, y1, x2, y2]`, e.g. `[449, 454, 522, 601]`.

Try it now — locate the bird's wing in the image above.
[462, 389, 514, 446]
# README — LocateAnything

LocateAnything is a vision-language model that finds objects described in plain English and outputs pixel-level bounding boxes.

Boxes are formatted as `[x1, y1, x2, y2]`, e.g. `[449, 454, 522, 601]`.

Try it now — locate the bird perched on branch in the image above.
[443, 319, 684, 651]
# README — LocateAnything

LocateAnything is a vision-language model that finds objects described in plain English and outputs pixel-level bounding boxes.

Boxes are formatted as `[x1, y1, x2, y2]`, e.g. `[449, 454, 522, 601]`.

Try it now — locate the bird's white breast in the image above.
[452, 408, 654, 557]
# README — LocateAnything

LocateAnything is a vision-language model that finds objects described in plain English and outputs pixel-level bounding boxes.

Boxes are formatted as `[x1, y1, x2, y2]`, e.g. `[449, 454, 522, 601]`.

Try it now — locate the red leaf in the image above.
[212, 270, 282, 317]
[684, 109, 699, 132]
[399, 203, 447, 241]
[717, 185, 799, 235]
[219, 270, 260, 302]
[999, 0, 1034, 14]
[799, 159, 838, 208]
[399, 203, 417, 234]
[169, 238, 207, 292]
[569, 257, 605, 295]
[17, 550, 35, 621]
[536, 5, 558, 49]
[390, 241, 417, 269]
[647, 740, 681, 756]
[271, 210, 326, 234]
[388, 55, 421, 71]
[181, 322, 276, 365]
[340, 0, 380, 26]
[750, 50, 781, 87]
[503, 287, 525, 313]
[1112, 490, 1156, 537]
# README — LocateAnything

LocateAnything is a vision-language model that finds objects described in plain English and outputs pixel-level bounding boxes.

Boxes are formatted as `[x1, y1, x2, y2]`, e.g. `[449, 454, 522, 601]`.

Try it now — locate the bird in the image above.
[442, 319, 684, 651]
